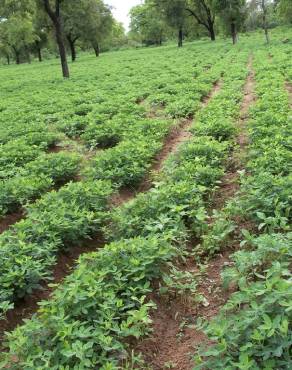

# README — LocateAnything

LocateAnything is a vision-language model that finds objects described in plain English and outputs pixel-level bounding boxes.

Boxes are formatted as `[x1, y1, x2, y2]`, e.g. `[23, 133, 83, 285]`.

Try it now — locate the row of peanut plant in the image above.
[0, 152, 80, 217]
[0, 48, 231, 320]
[0, 43, 230, 174]
[0, 50, 249, 369]
[194, 46, 291, 369]
[0, 43, 230, 220]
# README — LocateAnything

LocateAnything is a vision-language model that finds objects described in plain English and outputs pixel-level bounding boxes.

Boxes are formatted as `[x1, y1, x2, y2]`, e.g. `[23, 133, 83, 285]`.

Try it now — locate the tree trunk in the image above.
[55, 20, 70, 77]
[178, 26, 183, 47]
[26, 49, 31, 64]
[231, 22, 237, 44]
[264, 27, 270, 44]
[209, 21, 216, 41]
[43, 0, 69, 78]
[262, 0, 270, 44]
[35, 41, 42, 62]
[6, 55, 10, 65]
[14, 51, 20, 64]
[71, 41, 76, 62]
[185, 7, 216, 41]
[37, 47, 42, 62]
[67, 35, 77, 62]
[93, 44, 100, 57]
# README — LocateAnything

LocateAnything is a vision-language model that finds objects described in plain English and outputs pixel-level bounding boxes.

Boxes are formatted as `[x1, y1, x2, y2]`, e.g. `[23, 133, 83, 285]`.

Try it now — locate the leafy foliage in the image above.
[0, 31, 291, 370]
[1, 237, 179, 369]
[195, 234, 292, 370]
[0, 152, 80, 216]
[194, 45, 292, 369]
[0, 45, 251, 368]
[0, 180, 113, 316]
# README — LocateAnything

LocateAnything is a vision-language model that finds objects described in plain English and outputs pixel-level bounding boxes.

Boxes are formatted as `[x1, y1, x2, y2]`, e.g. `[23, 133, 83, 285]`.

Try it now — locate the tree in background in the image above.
[154, 1, 217, 43]
[32, 8, 50, 62]
[0, 36, 11, 64]
[0, 0, 117, 71]
[79, 0, 113, 57]
[245, 0, 280, 31]
[215, 0, 247, 44]
[261, 0, 271, 43]
[185, 0, 216, 41]
[104, 21, 127, 50]
[129, 0, 217, 46]
[130, 0, 167, 46]
[61, 0, 113, 62]
[62, 0, 83, 62]
[154, 0, 187, 47]
[40, 0, 69, 77]
[0, 0, 38, 64]
[277, 0, 292, 23]
[245, 0, 276, 42]
[0, 14, 37, 64]
[2, 0, 292, 69]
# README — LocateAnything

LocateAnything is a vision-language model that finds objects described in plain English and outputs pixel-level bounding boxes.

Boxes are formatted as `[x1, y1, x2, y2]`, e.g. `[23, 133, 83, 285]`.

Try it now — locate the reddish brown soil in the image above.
[202, 80, 221, 106]
[132, 61, 256, 369]
[48, 137, 94, 157]
[212, 171, 240, 210]
[238, 59, 256, 148]
[134, 252, 234, 370]
[137, 120, 193, 193]
[212, 61, 256, 210]
[48, 144, 64, 153]
[0, 211, 24, 234]
[152, 119, 193, 173]
[111, 186, 138, 206]
[0, 235, 104, 342]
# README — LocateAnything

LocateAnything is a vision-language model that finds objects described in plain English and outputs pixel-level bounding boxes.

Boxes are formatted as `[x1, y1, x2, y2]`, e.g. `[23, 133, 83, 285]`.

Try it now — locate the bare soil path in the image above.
[133, 58, 256, 370]
[137, 81, 221, 193]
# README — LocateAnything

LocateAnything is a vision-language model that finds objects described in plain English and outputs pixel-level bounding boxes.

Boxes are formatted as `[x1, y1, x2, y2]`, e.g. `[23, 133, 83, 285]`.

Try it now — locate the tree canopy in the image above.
[277, 0, 292, 22]
[130, 1, 167, 46]
[1, 0, 292, 76]
[215, 0, 247, 44]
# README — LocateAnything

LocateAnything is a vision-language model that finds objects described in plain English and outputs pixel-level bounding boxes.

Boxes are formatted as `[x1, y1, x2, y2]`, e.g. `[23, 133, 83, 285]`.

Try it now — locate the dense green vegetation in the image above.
[0, 1, 291, 368]
[0, 40, 232, 321]
[194, 44, 292, 370]
[0, 43, 252, 368]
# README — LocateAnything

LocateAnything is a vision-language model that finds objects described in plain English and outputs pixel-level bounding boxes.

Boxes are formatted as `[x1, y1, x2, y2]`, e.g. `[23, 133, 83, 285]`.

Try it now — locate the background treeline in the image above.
[0, 0, 291, 77]
[129, 0, 292, 46]
[0, 0, 126, 76]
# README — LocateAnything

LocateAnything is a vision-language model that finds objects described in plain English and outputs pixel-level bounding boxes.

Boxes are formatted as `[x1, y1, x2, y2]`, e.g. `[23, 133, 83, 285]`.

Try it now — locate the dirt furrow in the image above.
[137, 80, 221, 193]
[0, 81, 223, 344]
[0, 212, 23, 235]
[133, 59, 256, 370]
[154, 81, 222, 172]
[213, 59, 254, 210]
